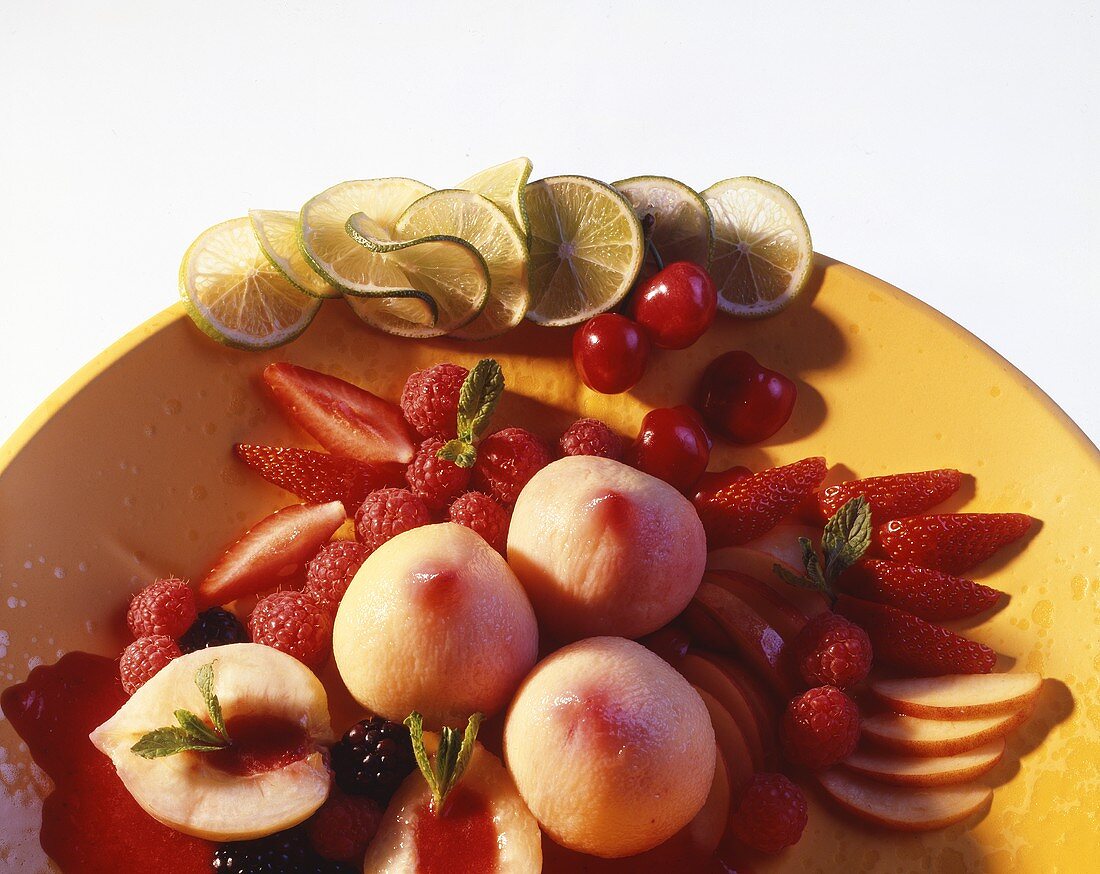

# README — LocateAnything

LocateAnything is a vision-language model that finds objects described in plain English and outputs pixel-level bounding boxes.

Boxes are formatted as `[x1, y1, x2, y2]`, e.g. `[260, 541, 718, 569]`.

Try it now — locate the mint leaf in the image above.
[194, 661, 226, 737]
[822, 496, 872, 580]
[174, 709, 226, 747]
[404, 711, 440, 805]
[437, 360, 504, 469]
[437, 438, 478, 469]
[405, 710, 483, 812]
[130, 662, 231, 760]
[130, 726, 226, 759]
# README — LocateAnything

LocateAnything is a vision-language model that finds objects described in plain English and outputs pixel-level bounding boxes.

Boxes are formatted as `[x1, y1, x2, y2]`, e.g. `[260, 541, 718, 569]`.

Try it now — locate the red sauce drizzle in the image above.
[204, 712, 309, 776]
[0, 652, 214, 873]
[412, 785, 498, 873]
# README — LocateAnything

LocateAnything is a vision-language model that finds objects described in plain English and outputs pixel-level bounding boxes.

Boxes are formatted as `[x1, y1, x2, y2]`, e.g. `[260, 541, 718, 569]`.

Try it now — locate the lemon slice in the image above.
[344, 212, 490, 338]
[456, 157, 532, 238]
[396, 189, 529, 340]
[179, 217, 321, 350]
[249, 209, 337, 298]
[614, 175, 712, 282]
[702, 177, 813, 317]
[524, 176, 644, 326]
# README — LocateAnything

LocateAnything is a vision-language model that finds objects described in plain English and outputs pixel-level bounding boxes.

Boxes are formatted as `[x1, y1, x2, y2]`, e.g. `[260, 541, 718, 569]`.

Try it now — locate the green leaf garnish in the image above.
[437, 359, 504, 469]
[130, 662, 231, 760]
[772, 497, 872, 606]
[404, 710, 484, 813]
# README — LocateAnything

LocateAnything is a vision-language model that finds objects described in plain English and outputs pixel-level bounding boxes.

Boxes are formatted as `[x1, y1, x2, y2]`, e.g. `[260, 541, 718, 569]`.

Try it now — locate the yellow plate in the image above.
[1, 257, 1096, 871]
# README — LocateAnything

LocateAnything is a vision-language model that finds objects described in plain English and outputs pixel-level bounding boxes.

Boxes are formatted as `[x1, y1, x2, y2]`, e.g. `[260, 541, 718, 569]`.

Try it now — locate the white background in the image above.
[1, 1, 1096, 445]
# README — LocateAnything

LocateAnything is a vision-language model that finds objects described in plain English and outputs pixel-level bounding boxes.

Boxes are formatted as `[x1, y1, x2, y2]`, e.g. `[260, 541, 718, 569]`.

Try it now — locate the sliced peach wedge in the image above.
[870, 673, 1042, 719]
[818, 768, 992, 831]
[862, 708, 1032, 757]
[843, 739, 1005, 787]
[693, 686, 753, 795]
[675, 652, 768, 770]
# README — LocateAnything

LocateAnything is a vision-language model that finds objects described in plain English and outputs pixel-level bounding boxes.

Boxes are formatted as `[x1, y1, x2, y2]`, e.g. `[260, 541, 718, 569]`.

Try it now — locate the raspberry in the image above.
[307, 790, 383, 863]
[178, 607, 250, 653]
[448, 491, 510, 553]
[400, 363, 468, 439]
[559, 418, 623, 460]
[781, 685, 860, 769]
[120, 635, 181, 695]
[331, 716, 418, 804]
[789, 612, 872, 689]
[354, 487, 431, 552]
[248, 591, 332, 670]
[126, 577, 197, 639]
[729, 772, 808, 854]
[304, 541, 369, 612]
[405, 437, 472, 511]
[473, 427, 552, 504]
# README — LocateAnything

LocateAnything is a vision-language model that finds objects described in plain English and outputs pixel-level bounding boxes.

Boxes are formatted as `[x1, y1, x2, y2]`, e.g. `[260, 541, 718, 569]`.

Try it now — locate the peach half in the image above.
[507, 456, 706, 641]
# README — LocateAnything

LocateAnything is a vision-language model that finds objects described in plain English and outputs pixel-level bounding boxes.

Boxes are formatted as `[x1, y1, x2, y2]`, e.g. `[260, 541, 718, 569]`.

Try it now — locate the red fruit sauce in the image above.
[0, 651, 214, 873]
[205, 713, 309, 776]
[412, 785, 498, 873]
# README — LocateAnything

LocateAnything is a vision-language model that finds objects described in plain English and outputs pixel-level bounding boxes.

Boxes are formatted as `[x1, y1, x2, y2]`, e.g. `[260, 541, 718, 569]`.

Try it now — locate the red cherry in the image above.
[629, 405, 711, 492]
[630, 261, 718, 349]
[573, 313, 651, 394]
[695, 351, 797, 444]
[693, 465, 752, 504]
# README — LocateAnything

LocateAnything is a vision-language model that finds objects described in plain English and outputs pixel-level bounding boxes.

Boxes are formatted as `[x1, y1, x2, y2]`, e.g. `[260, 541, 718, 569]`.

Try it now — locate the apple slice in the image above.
[693, 686, 754, 794]
[690, 581, 794, 696]
[707, 542, 829, 618]
[870, 673, 1042, 719]
[818, 768, 991, 831]
[676, 653, 766, 770]
[862, 708, 1031, 757]
[843, 739, 1004, 787]
[198, 501, 347, 607]
[705, 570, 809, 639]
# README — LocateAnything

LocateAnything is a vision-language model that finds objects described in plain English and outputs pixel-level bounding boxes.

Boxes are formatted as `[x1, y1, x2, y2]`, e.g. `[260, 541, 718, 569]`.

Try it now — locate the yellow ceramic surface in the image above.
[1, 257, 1097, 871]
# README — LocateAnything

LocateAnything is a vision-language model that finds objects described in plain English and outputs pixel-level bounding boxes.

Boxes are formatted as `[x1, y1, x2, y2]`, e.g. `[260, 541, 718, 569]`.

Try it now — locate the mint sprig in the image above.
[404, 710, 484, 813]
[131, 661, 231, 759]
[773, 496, 871, 606]
[438, 359, 504, 468]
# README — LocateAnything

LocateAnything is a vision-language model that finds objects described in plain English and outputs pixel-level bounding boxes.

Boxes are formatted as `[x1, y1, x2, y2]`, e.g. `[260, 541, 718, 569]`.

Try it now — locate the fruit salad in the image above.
[1, 159, 1051, 872]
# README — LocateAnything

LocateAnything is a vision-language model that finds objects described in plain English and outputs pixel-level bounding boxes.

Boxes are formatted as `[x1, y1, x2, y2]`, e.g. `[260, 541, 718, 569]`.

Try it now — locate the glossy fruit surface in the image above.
[629, 406, 711, 492]
[573, 313, 651, 394]
[630, 261, 717, 349]
[695, 351, 797, 444]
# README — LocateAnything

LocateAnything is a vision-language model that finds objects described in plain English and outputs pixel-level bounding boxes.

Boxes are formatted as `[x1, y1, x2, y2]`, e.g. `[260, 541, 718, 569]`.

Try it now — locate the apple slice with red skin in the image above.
[870, 673, 1042, 719]
[676, 653, 767, 771]
[704, 570, 809, 640]
[818, 768, 992, 831]
[694, 687, 754, 796]
[843, 739, 1004, 787]
[263, 363, 416, 465]
[197, 501, 346, 607]
[861, 707, 1032, 757]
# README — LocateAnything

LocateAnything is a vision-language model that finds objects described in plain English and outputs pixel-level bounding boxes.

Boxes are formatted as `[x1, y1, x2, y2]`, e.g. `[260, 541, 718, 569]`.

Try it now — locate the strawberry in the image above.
[197, 501, 347, 608]
[236, 444, 403, 507]
[838, 559, 1003, 621]
[263, 363, 416, 465]
[836, 594, 997, 675]
[818, 469, 962, 522]
[694, 457, 827, 547]
[876, 512, 1031, 574]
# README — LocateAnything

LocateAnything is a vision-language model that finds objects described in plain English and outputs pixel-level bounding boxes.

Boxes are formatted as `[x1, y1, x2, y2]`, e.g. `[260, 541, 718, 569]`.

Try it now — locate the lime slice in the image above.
[396, 189, 529, 340]
[180, 217, 320, 350]
[614, 175, 712, 282]
[524, 176, 644, 326]
[702, 177, 813, 317]
[456, 157, 532, 238]
[249, 209, 337, 298]
[344, 212, 490, 338]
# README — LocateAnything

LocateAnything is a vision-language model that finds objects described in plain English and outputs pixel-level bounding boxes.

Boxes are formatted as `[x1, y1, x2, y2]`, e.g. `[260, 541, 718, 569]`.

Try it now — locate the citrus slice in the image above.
[179, 217, 321, 350]
[702, 177, 813, 317]
[298, 178, 438, 326]
[524, 175, 644, 326]
[396, 189, 529, 340]
[344, 212, 490, 338]
[249, 209, 337, 298]
[614, 175, 713, 282]
[456, 157, 532, 238]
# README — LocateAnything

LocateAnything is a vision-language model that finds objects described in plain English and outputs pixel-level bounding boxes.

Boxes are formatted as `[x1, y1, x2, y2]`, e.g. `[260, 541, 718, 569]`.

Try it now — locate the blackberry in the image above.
[212, 826, 355, 873]
[178, 607, 249, 653]
[331, 717, 417, 803]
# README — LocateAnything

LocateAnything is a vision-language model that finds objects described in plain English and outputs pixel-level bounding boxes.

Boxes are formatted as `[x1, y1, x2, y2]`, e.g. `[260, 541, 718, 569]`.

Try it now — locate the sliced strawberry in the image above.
[818, 469, 962, 522]
[838, 559, 1003, 621]
[235, 444, 404, 508]
[876, 513, 1031, 575]
[694, 457, 827, 548]
[197, 501, 347, 608]
[263, 363, 416, 465]
[836, 594, 997, 675]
